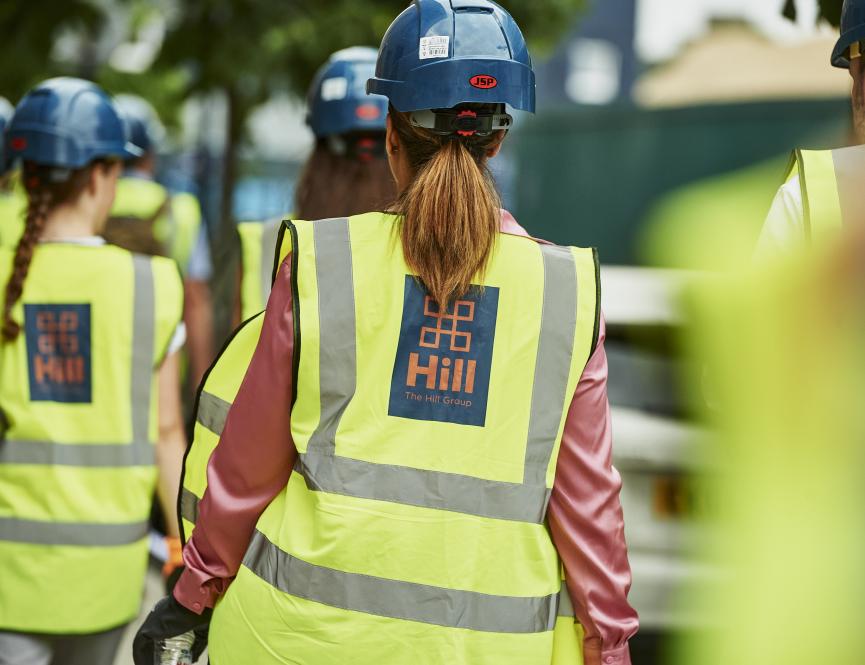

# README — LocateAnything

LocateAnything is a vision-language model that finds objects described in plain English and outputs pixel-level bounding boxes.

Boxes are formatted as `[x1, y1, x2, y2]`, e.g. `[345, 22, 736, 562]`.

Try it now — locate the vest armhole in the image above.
[794, 149, 812, 242]
[272, 221, 292, 287]
[282, 221, 301, 408]
[178, 309, 266, 545]
[590, 247, 601, 356]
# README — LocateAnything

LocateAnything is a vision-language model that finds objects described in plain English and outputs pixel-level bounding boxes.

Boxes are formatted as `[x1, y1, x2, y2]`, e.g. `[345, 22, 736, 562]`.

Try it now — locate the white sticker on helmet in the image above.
[419, 35, 450, 60]
[321, 77, 349, 101]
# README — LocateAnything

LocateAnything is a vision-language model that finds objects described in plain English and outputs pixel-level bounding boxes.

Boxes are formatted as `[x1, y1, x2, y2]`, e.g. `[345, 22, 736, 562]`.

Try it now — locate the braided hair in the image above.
[1, 163, 93, 342]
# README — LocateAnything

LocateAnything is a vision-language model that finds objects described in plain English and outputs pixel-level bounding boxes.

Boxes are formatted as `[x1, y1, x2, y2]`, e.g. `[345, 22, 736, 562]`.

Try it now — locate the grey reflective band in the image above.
[523, 245, 578, 489]
[299, 219, 578, 524]
[0, 256, 156, 469]
[244, 530, 559, 634]
[196, 391, 231, 436]
[297, 450, 550, 523]
[0, 517, 148, 546]
[557, 585, 575, 618]
[0, 439, 155, 467]
[307, 218, 356, 458]
[180, 487, 200, 524]
[130, 255, 155, 448]
[260, 219, 280, 307]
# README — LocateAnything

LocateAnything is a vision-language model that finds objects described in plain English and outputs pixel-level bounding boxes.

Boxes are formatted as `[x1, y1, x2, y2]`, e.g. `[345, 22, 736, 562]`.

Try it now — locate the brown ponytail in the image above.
[390, 105, 503, 308]
[2, 163, 95, 342]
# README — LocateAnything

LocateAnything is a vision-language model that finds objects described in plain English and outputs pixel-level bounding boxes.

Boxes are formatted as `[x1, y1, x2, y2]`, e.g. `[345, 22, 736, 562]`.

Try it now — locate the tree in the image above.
[782, 0, 843, 26]
[153, 0, 584, 241]
[0, 0, 109, 100]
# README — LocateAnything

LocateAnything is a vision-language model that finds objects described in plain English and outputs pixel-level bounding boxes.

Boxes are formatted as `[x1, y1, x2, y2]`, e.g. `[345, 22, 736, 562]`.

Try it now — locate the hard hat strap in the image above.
[410, 107, 513, 137]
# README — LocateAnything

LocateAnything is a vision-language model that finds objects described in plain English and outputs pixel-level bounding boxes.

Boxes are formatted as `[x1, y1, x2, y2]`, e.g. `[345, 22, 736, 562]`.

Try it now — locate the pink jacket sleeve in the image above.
[174, 254, 298, 613]
[548, 318, 639, 665]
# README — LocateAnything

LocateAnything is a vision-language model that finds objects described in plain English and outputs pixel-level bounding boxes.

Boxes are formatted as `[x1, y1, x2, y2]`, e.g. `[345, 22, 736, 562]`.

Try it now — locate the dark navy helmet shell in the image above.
[4, 77, 140, 173]
[832, 0, 865, 68]
[307, 47, 389, 138]
[114, 93, 165, 156]
[367, 0, 535, 113]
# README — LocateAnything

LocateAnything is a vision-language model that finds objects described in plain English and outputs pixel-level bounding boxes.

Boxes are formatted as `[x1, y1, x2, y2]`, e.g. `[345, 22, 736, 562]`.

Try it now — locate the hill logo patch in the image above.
[25, 304, 92, 403]
[389, 277, 498, 426]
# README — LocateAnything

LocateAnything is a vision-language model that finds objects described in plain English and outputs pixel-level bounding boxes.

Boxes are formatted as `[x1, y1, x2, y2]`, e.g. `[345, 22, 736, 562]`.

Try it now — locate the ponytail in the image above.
[390, 106, 502, 308]
[2, 182, 52, 342]
[2, 163, 95, 342]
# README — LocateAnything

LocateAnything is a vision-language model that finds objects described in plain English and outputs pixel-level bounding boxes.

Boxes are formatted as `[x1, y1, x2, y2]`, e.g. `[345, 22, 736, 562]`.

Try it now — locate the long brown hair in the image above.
[390, 105, 503, 308]
[295, 135, 396, 220]
[2, 163, 96, 342]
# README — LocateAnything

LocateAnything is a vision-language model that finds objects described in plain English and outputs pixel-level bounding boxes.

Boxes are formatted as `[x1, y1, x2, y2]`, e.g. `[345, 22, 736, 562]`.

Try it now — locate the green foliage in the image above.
[784, 0, 843, 26]
[818, 0, 843, 27]
[0, 0, 106, 100]
[157, 0, 581, 103]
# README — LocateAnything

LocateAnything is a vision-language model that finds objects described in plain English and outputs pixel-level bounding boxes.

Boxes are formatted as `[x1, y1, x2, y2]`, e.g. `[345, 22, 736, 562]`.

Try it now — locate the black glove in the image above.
[133, 595, 211, 665]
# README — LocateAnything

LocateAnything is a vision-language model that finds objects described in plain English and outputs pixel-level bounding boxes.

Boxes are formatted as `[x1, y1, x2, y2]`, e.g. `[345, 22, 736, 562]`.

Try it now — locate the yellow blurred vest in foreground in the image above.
[0, 244, 182, 633]
[183, 213, 598, 664]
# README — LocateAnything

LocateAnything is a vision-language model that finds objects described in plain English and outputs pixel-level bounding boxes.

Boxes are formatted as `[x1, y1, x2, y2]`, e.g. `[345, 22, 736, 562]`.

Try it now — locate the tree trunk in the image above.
[210, 84, 246, 344]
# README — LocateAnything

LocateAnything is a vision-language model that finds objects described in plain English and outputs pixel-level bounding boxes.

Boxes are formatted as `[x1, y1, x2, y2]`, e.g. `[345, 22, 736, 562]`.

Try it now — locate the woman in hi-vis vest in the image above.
[136, 2, 638, 664]
[236, 46, 397, 322]
[0, 78, 188, 665]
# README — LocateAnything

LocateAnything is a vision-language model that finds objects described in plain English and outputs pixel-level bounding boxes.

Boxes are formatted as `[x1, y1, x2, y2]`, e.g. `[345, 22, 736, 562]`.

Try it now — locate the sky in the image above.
[636, 0, 831, 62]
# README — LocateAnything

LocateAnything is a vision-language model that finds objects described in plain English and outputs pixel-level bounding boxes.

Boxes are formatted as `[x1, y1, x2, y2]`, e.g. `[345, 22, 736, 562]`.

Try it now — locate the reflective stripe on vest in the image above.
[243, 529, 559, 634]
[0, 255, 156, 469]
[196, 390, 231, 437]
[0, 517, 148, 546]
[792, 146, 865, 242]
[293, 218, 578, 524]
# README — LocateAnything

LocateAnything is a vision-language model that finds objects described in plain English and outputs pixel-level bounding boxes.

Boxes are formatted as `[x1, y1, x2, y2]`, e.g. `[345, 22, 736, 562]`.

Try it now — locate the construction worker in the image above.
[236, 46, 395, 321]
[134, 1, 638, 664]
[756, 0, 865, 258]
[0, 78, 187, 664]
[0, 97, 27, 249]
[109, 94, 214, 391]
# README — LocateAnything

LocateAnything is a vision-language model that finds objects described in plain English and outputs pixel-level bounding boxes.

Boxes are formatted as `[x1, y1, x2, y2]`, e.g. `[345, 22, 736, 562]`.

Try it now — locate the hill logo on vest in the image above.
[389, 277, 498, 426]
[24, 304, 92, 403]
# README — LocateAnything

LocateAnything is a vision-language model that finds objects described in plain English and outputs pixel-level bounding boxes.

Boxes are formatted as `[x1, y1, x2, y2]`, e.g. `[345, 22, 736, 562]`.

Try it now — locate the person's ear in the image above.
[386, 114, 401, 156]
[87, 164, 102, 196]
[485, 130, 507, 159]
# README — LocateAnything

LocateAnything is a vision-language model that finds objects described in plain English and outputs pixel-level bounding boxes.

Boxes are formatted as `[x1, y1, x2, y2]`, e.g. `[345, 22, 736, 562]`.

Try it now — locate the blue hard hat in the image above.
[307, 47, 388, 138]
[4, 77, 140, 173]
[832, 0, 865, 68]
[114, 93, 165, 156]
[367, 0, 535, 114]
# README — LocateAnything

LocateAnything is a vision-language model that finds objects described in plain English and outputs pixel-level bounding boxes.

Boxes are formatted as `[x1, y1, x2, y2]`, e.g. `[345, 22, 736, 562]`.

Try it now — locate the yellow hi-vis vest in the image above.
[785, 145, 865, 242]
[189, 213, 599, 664]
[111, 177, 203, 275]
[237, 217, 283, 320]
[0, 243, 183, 634]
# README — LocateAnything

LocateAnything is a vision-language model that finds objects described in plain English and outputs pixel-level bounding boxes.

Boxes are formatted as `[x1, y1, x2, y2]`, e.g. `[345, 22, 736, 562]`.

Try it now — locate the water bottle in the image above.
[156, 630, 195, 665]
